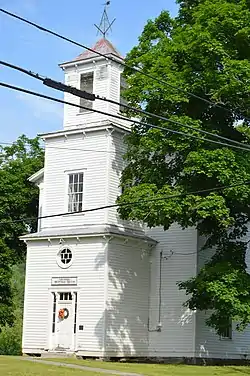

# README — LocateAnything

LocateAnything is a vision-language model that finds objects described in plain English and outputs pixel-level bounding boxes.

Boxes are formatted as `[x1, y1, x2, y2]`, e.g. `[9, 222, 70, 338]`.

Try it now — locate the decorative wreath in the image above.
[58, 308, 69, 320]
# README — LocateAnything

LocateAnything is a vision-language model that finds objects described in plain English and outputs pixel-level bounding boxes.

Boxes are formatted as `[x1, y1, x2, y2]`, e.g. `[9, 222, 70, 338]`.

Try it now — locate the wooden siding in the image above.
[63, 61, 122, 130]
[147, 225, 198, 357]
[106, 239, 150, 356]
[107, 130, 145, 231]
[22, 237, 105, 353]
[42, 131, 108, 230]
[195, 234, 250, 359]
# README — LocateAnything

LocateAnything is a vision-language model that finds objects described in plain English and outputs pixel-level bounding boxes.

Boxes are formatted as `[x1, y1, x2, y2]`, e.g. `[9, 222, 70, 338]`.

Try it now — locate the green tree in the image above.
[118, 0, 250, 335]
[0, 135, 44, 327]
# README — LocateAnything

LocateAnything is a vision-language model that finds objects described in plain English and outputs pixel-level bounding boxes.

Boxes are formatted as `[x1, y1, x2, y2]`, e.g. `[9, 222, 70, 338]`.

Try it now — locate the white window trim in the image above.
[64, 169, 87, 215]
[57, 246, 74, 269]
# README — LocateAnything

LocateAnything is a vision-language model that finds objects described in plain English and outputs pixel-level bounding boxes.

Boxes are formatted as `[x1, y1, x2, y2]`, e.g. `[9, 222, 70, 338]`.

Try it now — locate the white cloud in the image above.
[18, 93, 64, 121]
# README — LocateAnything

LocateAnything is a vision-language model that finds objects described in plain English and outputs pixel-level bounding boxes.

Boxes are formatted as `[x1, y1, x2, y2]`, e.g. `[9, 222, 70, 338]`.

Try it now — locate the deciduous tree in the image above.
[118, 0, 250, 334]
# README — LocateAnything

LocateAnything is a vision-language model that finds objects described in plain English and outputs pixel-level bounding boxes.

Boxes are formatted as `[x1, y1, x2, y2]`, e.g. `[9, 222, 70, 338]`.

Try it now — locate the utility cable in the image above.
[0, 180, 249, 225]
[1, 81, 250, 152]
[1, 8, 250, 122]
[2, 60, 249, 151]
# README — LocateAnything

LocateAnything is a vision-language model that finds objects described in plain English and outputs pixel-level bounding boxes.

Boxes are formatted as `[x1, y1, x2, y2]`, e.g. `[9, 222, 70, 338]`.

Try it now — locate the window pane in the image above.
[69, 174, 73, 184]
[68, 173, 84, 212]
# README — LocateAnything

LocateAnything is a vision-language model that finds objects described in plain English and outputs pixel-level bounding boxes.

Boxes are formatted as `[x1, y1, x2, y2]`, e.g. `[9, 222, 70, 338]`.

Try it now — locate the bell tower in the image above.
[60, 2, 125, 130]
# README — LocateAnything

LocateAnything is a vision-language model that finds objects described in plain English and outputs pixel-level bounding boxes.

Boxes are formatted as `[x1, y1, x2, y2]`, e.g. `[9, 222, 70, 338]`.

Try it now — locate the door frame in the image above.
[48, 287, 80, 351]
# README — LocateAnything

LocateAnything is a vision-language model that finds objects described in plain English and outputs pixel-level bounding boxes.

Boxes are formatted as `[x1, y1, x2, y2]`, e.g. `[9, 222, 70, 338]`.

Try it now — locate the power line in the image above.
[1, 180, 249, 226]
[1, 81, 250, 152]
[0, 141, 116, 155]
[2, 60, 250, 151]
[1, 8, 249, 123]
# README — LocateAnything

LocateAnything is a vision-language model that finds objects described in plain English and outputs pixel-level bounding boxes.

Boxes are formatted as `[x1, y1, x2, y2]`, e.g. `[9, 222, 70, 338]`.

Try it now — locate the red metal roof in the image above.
[72, 38, 123, 63]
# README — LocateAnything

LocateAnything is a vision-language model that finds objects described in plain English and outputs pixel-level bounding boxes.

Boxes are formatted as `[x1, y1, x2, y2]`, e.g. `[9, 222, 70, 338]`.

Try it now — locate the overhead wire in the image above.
[1, 81, 250, 152]
[0, 8, 250, 123]
[0, 180, 249, 226]
[2, 60, 250, 151]
[0, 141, 116, 155]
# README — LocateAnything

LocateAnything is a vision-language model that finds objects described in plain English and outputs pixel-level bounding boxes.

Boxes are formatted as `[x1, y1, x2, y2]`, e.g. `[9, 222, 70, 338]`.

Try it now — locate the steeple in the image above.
[59, 2, 127, 131]
[61, 1, 122, 65]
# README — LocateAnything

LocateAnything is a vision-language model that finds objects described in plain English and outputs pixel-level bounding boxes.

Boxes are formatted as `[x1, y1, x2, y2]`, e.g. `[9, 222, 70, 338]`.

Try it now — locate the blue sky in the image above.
[0, 0, 178, 143]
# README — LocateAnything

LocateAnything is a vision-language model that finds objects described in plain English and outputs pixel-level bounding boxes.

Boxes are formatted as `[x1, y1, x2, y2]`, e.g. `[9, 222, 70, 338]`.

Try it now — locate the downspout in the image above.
[148, 250, 162, 332]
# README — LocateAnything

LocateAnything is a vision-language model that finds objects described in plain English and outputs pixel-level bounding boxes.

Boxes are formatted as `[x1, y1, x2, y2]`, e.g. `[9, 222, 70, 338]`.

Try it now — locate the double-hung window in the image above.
[68, 172, 84, 212]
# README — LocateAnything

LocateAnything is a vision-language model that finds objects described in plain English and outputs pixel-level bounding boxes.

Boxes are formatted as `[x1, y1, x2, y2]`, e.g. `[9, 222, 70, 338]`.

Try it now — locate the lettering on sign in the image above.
[51, 277, 78, 286]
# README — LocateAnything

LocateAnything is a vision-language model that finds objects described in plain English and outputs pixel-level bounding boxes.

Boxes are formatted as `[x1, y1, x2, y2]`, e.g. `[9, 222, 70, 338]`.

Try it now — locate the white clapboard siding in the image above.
[22, 237, 105, 353]
[147, 225, 198, 357]
[107, 130, 125, 225]
[63, 61, 122, 130]
[42, 131, 108, 230]
[195, 231, 250, 359]
[108, 63, 122, 115]
[106, 239, 149, 356]
[107, 130, 144, 231]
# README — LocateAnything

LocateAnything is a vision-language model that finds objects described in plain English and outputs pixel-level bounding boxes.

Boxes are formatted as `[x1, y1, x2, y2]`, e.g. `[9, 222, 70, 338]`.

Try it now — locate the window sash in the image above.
[68, 173, 84, 212]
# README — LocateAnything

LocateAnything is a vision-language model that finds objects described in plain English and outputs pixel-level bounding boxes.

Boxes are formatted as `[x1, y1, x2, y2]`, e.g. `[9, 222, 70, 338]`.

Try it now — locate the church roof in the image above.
[20, 224, 157, 244]
[61, 38, 123, 66]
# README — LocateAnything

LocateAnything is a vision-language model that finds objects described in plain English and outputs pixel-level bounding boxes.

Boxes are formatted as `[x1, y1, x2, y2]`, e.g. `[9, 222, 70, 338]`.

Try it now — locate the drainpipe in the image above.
[148, 251, 162, 332]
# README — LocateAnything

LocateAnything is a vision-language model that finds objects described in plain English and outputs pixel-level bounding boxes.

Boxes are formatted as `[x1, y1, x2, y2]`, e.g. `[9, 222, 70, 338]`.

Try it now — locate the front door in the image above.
[56, 292, 74, 349]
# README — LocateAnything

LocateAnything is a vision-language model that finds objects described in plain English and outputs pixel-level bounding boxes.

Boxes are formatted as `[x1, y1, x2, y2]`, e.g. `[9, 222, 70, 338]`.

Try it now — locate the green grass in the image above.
[2, 356, 250, 376]
[48, 357, 250, 376]
[0, 356, 105, 376]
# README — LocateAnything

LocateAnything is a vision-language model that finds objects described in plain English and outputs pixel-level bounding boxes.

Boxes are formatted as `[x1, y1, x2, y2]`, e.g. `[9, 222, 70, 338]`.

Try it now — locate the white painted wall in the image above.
[42, 130, 108, 230]
[105, 238, 150, 356]
[63, 60, 123, 130]
[195, 235, 250, 359]
[107, 129, 145, 232]
[22, 237, 106, 355]
[147, 225, 198, 358]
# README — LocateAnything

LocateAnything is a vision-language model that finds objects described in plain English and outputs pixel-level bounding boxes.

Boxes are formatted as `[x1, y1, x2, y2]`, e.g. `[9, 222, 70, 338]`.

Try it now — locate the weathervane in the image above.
[94, 1, 116, 39]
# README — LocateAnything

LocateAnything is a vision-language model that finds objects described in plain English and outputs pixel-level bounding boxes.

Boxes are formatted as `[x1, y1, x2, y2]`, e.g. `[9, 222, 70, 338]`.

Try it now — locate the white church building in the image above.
[21, 37, 250, 362]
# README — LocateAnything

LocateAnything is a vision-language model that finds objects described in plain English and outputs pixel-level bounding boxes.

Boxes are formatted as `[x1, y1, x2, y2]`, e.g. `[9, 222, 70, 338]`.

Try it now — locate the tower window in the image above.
[80, 72, 94, 112]
[68, 172, 84, 212]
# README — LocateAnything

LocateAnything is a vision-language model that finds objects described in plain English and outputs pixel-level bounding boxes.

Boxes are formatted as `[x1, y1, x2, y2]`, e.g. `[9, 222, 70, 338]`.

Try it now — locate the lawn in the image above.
[48, 357, 250, 376]
[0, 356, 104, 376]
[2, 356, 250, 376]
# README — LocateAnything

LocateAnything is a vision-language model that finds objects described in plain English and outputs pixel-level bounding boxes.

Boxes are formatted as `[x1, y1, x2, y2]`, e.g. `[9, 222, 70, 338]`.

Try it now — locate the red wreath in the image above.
[58, 308, 65, 319]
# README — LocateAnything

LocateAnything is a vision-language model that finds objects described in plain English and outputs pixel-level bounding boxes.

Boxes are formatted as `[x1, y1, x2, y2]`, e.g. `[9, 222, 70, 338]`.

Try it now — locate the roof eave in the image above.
[59, 53, 124, 69]
[28, 168, 44, 183]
